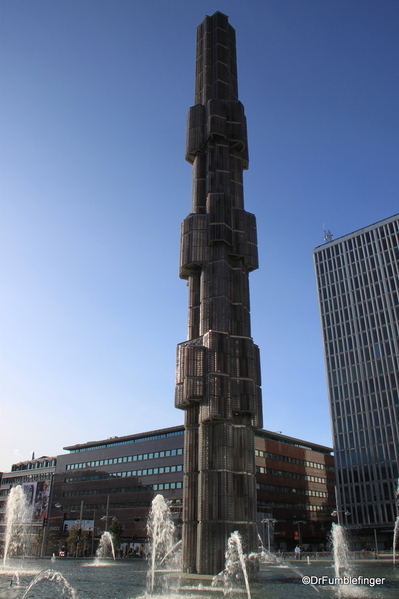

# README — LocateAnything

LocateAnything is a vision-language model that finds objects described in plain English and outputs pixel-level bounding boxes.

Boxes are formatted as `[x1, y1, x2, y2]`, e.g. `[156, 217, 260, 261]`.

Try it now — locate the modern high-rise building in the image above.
[314, 213, 399, 546]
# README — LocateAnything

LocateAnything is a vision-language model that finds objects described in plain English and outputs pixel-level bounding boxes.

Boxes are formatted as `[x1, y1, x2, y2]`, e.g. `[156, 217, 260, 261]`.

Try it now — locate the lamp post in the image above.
[100, 496, 110, 531]
[261, 519, 277, 554]
[90, 510, 96, 557]
[73, 500, 85, 557]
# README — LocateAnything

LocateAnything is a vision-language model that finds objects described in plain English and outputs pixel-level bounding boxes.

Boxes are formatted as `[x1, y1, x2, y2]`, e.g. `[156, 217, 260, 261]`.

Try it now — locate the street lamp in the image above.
[100, 496, 110, 531]
[261, 518, 277, 554]
[331, 509, 351, 527]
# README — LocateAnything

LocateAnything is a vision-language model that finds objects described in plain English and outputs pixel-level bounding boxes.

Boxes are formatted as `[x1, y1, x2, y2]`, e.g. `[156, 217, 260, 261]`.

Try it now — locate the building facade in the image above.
[256, 430, 335, 551]
[0, 427, 334, 556]
[314, 213, 399, 546]
[0, 456, 56, 555]
[53, 426, 185, 554]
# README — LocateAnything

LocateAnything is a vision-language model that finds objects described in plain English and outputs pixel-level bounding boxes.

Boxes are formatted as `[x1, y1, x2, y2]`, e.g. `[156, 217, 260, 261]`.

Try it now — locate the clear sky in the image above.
[1, 1, 398, 472]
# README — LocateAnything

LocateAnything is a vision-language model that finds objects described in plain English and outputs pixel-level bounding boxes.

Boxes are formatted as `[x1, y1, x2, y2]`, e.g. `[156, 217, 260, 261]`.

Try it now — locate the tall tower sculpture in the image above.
[175, 12, 263, 575]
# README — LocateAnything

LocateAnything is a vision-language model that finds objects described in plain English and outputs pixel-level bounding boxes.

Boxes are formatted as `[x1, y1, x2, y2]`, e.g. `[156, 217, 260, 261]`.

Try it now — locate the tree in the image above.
[109, 519, 124, 547]
[67, 524, 88, 556]
[36, 528, 55, 556]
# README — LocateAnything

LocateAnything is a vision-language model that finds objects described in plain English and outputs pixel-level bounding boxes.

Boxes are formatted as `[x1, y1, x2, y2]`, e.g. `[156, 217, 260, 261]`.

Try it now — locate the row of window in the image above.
[335, 431, 397, 459]
[342, 479, 393, 504]
[321, 295, 398, 326]
[65, 464, 183, 483]
[317, 255, 398, 287]
[325, 324, 397, 358]
[319, 273, 394, 300]
[330, 374, 398, 402]
[338, 462, 398, 486]
[329, 357, 398, 390]
[256, 466, 333, 485]
[333, 391, 398, 417]
[314, 219, 399, 264]
[323, 302, 395, 330]
[324, 316, 397, 350]
[11, 459, 56, 472]
[255, 450, 333, 472]
[257, 500, 330, 512]
[339, 494, 396, 526]
[336, 442, 397, 469]
[326, 342, 398, 370]
[334, 409, 397, 435]
[334, 418, 397, 447]
[1, 472, 53, 488]
[63, 481, 183, 497]
[317, 255, 398, 291]
[255, 431, 322, 453]
[66, 448, 183, 470]
[69, 430, 184, 453]
[320, 286, 397, 316]
[153, 482, 182, 491]
[59, 501, 152, 511]
[256, 482, 333, 499]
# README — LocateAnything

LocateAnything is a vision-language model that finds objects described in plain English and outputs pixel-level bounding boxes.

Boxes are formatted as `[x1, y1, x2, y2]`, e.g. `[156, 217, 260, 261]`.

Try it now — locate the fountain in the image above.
[145, 494, 180, 596]
[10, 571, 22, 587]
[330, 523, 356, 598]
[20, 569, 77, 599]
[1, 522, 398, 598]
[393, 516, 399, 567]
[212, 531, 252, 599]
[256, 533, 280, 566]
[394, 479, 399, 567]
[96, 531, 116, 561]
[2, 485, 31, 566]
[331, 524, 351, 577]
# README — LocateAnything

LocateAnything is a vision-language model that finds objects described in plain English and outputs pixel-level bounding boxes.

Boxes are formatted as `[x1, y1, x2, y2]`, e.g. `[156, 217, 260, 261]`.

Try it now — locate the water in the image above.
[95, 532, 116, 562]
[330, 524, 352, 598]
[145, 494, 180, 596]
[20, 569, 77, 599]
[212, 531, 252, 599]
[1, 558, 398, 598]
[394, 478, 399, 567]
[394, 516, 399, 567]
[2, 493, 399, 598]
[331, 524, 352, 577]
[3, 486, 32, 566]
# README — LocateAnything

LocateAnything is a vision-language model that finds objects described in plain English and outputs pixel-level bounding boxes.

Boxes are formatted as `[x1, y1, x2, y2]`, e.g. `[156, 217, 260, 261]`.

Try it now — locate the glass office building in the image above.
[314, 214, 399, 544]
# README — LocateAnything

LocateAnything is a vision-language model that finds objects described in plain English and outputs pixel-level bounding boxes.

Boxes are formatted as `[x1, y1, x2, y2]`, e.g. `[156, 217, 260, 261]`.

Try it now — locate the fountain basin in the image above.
[1, 558, 399, 598]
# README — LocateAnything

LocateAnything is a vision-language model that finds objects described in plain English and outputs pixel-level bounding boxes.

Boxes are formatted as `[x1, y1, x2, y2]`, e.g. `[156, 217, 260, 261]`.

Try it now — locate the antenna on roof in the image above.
[323, 223, 333, 243]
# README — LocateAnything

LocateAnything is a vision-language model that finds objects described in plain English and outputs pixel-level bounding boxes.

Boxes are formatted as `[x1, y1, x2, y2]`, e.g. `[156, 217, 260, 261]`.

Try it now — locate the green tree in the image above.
[35, 528, 55, 556]
[109, 519, 124, 547]
[67, 524, 88, 555]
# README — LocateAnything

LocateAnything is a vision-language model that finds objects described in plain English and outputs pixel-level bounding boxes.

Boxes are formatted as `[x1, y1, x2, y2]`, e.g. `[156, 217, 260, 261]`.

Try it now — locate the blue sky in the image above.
[1, 0, 398, 472]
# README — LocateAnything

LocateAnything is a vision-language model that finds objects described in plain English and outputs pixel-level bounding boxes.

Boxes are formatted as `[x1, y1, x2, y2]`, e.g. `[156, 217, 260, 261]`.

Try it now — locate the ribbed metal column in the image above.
[175, 12, 263, 575]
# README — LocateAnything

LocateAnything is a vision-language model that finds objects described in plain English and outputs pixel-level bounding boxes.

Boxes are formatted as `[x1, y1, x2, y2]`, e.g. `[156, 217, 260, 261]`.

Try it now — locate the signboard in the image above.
[21, 480, 51, 523]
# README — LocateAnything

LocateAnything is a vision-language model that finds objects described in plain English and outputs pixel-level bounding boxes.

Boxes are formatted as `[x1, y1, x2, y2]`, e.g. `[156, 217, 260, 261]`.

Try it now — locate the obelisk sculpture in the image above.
[175, 12, 263, 575]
